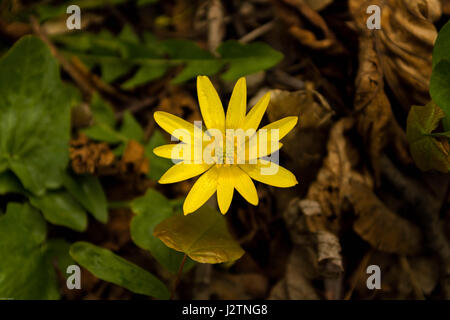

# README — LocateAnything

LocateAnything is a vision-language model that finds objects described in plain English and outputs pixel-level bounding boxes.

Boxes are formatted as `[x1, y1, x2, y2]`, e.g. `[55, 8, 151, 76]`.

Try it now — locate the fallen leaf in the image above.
[348, 181, 423, 255]
[350, 0, 441, 110]
[153, 205, 245, 264]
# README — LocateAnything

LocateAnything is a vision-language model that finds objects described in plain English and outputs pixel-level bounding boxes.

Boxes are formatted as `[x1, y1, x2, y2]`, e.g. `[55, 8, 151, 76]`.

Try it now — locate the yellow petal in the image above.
[153, 144, 185, 160]
[159, 162, 212, 184]
[260, 116, 298, 140]
[242, 92, 271, 131]
[226, 77, 246, 129]
[217, 166, 234, 214]
[197, 76, 225, 132]
[246, 134, 282, 160]
[183, 166, 219, 215]
[154, 111, 200, 143]
[239, 160, 298, 188]
[230, 166, 258, 205]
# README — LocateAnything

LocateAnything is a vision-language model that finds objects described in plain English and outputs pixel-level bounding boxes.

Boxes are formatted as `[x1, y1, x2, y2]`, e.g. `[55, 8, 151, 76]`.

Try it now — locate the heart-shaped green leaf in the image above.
[406, 102, 450, 172]
[0, 36, 71, 195]
[63, 173, 108, 223]
[430, 59, 450, 131]
[0, 203, 71, 299]
[70, 241, 170, 299]
[30, 191, 88, 232]
[130, 189, 195, 273]
[154, 205, 245, 264]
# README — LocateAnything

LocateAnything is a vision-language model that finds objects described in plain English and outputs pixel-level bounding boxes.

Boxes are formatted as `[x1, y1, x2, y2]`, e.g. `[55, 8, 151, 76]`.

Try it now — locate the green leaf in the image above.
[30, 191, 88, 232]
[430, 59, 450, 131]
[120, 111, 144, 142]
[63, 173, 108, 223]
[0, 36, 71, 195]
[432, 20, 450, 69]
[430, 131, 450, 138]
[70, 241, 170, 299]
[55, 31, 283, 85]
[406, 102, 450, 172]
[145, 129, 173, 180]
[154, 205, 245, 264]
[130, 189, 195, 273]
[122, 63, 169, 89]
[90, 93, 116, 127]
[218, 40, 284, 81]
[0, 171, 24, 195]
[0, 203, 63, 299]
[163, 39, 224, 83]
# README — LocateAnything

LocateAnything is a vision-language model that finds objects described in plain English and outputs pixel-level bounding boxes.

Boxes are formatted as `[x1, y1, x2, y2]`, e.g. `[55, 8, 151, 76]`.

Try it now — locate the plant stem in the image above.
[170, 254, 187, 300]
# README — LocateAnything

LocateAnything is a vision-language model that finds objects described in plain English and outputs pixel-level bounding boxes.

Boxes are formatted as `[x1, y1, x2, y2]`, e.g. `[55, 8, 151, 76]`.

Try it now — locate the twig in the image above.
[30, 16, 94, 96]
[239, 20, 276, 43]
[170, 254, 187, 300]
[207, 0, 225, 53]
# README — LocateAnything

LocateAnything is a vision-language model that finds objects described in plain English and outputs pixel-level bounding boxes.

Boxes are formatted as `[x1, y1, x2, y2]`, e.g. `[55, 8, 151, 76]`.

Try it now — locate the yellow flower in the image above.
[153, 76, 298, 215]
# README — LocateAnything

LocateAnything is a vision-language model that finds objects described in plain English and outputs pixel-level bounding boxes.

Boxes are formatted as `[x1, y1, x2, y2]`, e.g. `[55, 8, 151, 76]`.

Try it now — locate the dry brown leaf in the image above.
[268, 246, 320, 300]
[267, 89, 334, 194]
[274, 0, 344, 52]
[350, 0, 441, 110]
[347, 181, 423, 255]
[306, 118, 372, 228]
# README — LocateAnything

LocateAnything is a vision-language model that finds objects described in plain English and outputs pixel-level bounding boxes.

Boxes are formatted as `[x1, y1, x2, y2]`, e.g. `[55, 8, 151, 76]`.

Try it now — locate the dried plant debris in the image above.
[350, 0, 441, 110]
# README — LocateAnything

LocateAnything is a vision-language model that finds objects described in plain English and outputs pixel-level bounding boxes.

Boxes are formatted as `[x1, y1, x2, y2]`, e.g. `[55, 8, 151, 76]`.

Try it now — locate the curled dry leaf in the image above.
[306, 118, 372, 230]
[267, 89, 334, 193]
[347, 181, 423, 255]
[350, 0, 441, 110]
[274, 0, 344, 52]
[349, 12, 411, 180]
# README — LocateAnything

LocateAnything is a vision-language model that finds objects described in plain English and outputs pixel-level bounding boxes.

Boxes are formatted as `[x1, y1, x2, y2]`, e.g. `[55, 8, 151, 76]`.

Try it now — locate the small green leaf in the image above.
[130, 189, 195, 273]
[406, 102, 450, 172]
[430, 59, 450, 131]
[0, 171, 24, 195]
[432, 20, 450, 68]
[0, 36, 71, 195]
[63, 173, 108, 223]
[120, 111, 144, 142]
[154, 205, 245, 264]
[30, 191, 88, 232]
[0, 203, 63, 299]
[70, 241, 170, 299]
[90, 93, 116, 127]
[218, 40, 284, 81]
[122, 63, 169, 89]
[145, 129, 173, 180]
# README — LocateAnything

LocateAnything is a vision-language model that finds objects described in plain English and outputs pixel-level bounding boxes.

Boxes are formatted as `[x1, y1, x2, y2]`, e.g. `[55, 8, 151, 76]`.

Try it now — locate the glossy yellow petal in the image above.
[216, 166, 234, 214]
[260, 116, 298, 140]
[183, 166, 219, 215]
[159, 162, 212, 184]
[239, 160, 298, 188]
[230, 166, 258, 205]
[242, 92, 270, 131]
[197, 76, 225, 132]
[246, 134, 282, 160]
[154, 111, 200, 143]
[226, 77, 246, 129]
